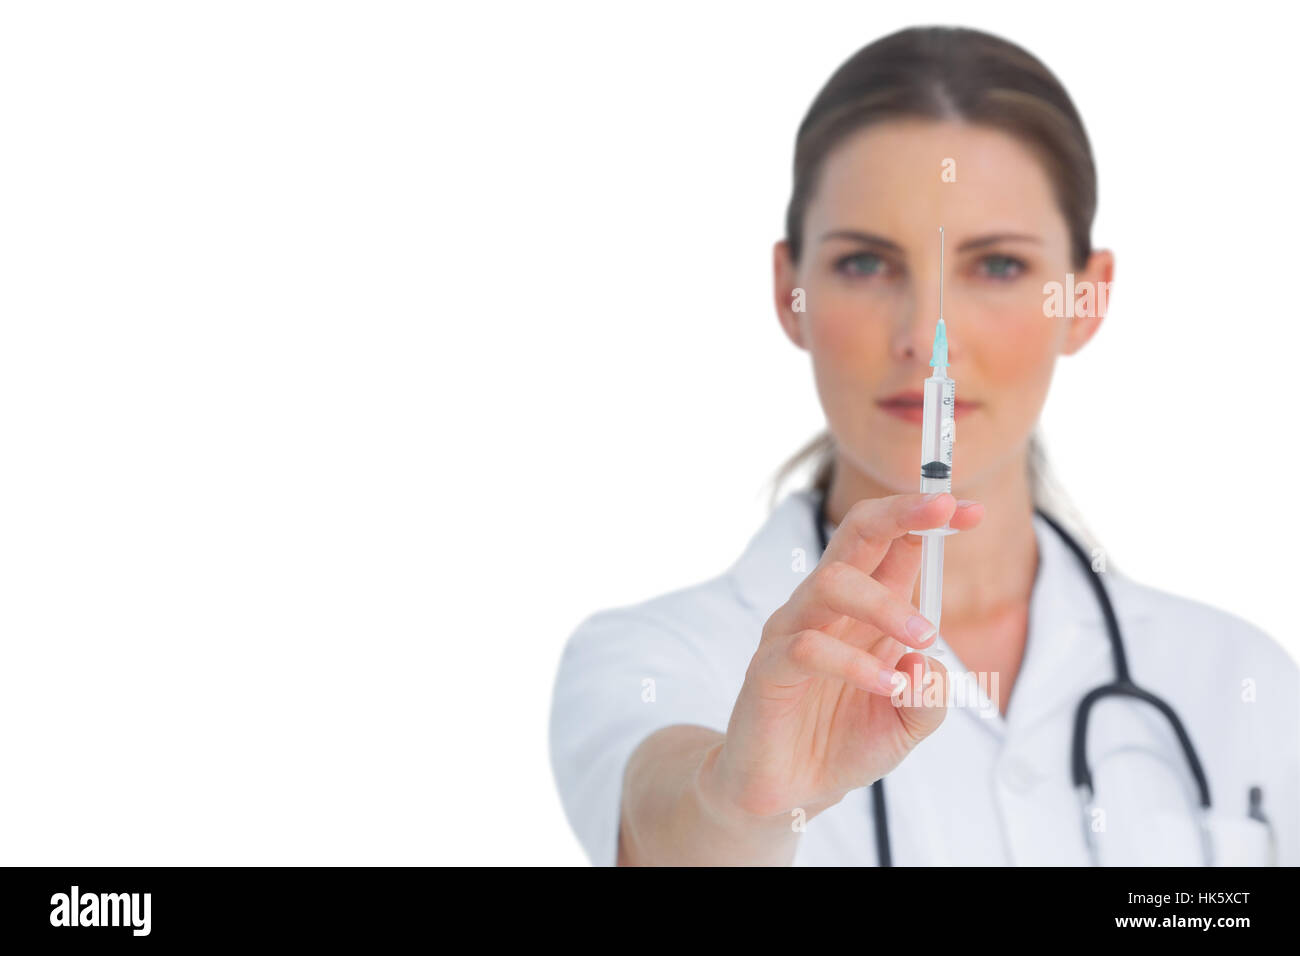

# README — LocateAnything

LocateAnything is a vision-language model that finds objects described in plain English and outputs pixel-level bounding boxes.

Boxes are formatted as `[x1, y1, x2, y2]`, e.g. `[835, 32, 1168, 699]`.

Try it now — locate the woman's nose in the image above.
[891, 279, 949, 364]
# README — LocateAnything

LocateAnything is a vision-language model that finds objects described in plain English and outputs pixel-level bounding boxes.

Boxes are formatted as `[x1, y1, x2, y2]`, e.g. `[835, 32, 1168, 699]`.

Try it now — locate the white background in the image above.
[1, 1, 1295, 866]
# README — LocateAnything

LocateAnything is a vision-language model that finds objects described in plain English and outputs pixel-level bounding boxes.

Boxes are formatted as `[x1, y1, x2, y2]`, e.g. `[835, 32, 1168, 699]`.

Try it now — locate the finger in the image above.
[867, 500, 985, 663]
[948, 499, 985, 529]
[790, 557, 939, 650]
[873, 499, 984, 595]
[889, 652, 949, 740]
[773, 628, 904, 697]
[821, 493, 961, 575]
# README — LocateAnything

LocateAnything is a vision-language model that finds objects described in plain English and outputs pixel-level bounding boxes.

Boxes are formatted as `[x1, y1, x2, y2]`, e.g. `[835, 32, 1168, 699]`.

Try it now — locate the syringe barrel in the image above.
[919, 372, 955, 494]
[919, 534, 945, 632]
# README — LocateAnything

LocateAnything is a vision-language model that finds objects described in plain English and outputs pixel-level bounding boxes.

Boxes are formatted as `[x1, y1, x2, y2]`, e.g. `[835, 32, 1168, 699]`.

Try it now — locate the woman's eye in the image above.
[977, 254, 1026, 280]
[835, 252, 889, 278]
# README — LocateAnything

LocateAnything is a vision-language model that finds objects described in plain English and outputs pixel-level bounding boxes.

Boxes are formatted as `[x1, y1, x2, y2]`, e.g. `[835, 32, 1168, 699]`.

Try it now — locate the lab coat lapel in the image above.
[726, 490, 824, 623]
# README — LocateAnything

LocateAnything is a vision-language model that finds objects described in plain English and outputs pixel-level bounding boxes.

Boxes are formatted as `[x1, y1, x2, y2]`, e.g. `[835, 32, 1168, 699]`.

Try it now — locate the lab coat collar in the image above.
[725, 489, 829, 624]
[725, 489, 1157, 736]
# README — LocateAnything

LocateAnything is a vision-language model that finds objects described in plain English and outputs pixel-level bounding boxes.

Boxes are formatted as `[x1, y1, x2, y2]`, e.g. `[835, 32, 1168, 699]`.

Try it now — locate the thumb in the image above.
[890, 651, 949, 741]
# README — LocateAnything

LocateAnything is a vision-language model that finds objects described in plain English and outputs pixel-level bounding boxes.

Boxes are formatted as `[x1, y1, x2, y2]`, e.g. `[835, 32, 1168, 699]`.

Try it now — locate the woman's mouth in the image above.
[875, 391, 982, 424]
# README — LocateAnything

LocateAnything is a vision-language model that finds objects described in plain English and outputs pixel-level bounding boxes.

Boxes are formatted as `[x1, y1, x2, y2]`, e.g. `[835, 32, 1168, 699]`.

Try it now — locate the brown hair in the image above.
[771, 26, 1100, 544]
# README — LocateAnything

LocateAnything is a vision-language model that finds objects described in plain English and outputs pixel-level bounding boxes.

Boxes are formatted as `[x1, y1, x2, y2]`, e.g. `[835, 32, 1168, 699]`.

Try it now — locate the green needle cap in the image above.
[929, 317, 948, 367]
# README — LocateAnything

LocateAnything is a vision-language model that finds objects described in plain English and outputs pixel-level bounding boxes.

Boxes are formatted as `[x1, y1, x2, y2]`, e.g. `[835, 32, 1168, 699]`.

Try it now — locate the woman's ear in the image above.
[772, 239, 807, 350]
[1061, 248, 1115, 356]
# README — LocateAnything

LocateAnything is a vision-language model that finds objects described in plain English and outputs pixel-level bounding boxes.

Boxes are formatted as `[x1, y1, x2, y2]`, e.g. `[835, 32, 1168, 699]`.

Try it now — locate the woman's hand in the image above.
[697, 492, 983, 830]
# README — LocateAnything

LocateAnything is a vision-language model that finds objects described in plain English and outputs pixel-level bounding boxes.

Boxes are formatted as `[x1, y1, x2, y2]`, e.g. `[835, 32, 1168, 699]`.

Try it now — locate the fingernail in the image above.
[905, 615, 937, 644]
[956, 499, 979, 508]
[922, 492, 944, 502]
[878, 668, 902, 691]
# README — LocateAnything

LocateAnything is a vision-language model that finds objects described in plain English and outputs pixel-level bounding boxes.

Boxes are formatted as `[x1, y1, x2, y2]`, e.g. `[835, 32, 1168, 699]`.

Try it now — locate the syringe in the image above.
[909, 226, 958, 647]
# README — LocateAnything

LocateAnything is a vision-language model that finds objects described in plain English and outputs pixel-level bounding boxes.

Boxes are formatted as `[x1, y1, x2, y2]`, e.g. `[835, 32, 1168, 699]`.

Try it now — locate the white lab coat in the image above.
[549, 489, 1299, 866]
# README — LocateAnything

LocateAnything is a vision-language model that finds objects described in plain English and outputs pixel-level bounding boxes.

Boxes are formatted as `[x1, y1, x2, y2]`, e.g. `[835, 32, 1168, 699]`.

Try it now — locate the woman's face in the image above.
[774, 119, 1113, 496]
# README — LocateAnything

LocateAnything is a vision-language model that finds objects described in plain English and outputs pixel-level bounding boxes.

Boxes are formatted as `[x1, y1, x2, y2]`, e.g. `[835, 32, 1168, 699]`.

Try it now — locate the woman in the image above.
[548, 26, 1298, 866]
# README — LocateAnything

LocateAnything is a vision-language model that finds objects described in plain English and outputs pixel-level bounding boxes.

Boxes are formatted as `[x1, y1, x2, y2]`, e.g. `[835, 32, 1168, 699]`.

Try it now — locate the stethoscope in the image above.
[812, 489, 1273, 866]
